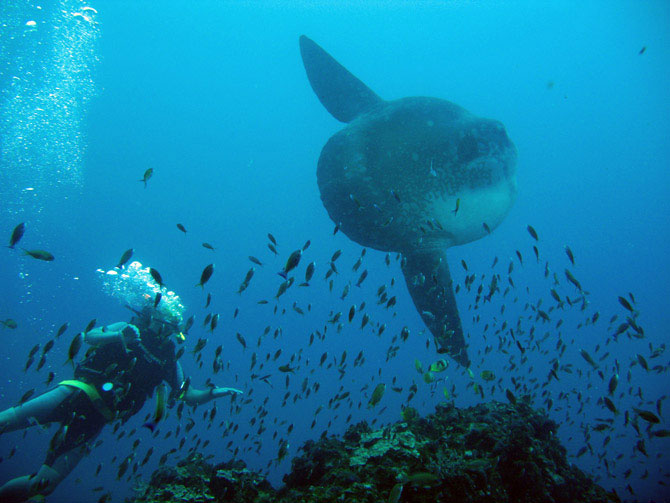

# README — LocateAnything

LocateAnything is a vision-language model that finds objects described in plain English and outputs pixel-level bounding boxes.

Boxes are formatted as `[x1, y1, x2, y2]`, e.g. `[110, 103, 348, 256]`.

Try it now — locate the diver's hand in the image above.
[211, 387, 243, 398]
[121, 324, 141, 343]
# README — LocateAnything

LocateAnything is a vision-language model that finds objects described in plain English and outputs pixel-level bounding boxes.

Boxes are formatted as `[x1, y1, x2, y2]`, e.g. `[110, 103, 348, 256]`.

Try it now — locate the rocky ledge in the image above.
[129, 401, 616, 503]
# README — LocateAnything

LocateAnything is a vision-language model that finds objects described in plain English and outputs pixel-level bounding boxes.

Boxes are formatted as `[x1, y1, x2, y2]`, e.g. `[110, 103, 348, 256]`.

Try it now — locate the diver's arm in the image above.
[168, 362, 242, 406]
[181, 386, 243, 407]
[84, 322, 140, 347]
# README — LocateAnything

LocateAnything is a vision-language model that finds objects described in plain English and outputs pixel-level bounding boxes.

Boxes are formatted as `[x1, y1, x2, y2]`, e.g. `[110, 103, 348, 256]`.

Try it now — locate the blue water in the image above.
[1, 1, 669, 502]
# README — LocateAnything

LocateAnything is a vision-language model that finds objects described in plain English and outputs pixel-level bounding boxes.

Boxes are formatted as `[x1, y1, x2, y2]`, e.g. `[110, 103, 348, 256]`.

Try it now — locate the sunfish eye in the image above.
[457, 133, 479, 164]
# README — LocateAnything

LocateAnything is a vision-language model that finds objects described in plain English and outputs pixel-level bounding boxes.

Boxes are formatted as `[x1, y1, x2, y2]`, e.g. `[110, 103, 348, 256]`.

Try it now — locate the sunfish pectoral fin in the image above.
[401, 248, 470, 368]
[299, 35, 383, 123]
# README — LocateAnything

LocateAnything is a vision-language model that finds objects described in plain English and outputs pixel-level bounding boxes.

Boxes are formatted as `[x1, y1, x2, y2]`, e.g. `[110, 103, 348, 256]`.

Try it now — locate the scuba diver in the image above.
[0, 261, 242, 503]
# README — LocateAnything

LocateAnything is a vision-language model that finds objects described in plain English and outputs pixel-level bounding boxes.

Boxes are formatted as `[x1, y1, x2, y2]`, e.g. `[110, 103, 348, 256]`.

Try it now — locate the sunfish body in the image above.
[299, 36, 517, 367]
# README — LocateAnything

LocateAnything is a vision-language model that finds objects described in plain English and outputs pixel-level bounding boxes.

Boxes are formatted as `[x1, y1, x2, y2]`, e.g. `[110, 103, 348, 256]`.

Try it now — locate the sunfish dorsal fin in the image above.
[299, 35, 383, 123]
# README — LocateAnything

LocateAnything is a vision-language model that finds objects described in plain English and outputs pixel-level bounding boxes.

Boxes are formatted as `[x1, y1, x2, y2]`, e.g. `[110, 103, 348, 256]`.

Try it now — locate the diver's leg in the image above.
[0, 443, 88, 502]
[0, 385, 74, 434]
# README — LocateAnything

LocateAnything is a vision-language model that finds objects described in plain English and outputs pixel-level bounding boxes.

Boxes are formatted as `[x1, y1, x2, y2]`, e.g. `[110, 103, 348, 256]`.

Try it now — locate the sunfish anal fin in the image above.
[401, 248, 470, 368]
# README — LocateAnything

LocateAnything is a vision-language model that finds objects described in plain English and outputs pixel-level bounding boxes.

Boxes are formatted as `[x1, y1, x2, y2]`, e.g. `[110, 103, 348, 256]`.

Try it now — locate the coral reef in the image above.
[129, 401, 615, 503]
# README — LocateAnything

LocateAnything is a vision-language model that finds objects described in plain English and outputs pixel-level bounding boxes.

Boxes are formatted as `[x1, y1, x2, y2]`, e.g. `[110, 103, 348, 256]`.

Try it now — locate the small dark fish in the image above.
[117, 454, 133, 480]
[176, 223, 187, 234]
[249, 256, 263, 266]
[210, 313, 219, 332]
[333, 223, 340, 235]
[143, 384, 167, 432]
[1, 319, 18, 329]
[612, 322, 628, 337]
[267, 233, 277, 246]
[618, 296, 634, 312]
[482, 222, 491, 234]
[348, 305, 356, 322]
[636, 354, 648, 371]
[84, 318, 97, 333]
[390, 190, 401, 202]
[42, 339, 55, 354]
[19, 388, 35, 404]
[23, 249, 54, 261]
[154, 292, 162, 307]
[196, 264, 214, 288]
[565, 269, 582, 291]
[28, 344, 40, 359]
[242, 267, 255, 285]
[304, 262, 315, 283]
[8, 223, 25, 249]
[65, 333, 83, 368]
[275, 278, 292, 298]
[603, 396, 618, 414]
[355, 270, 368, 287]
[205, 293, 212, 308]
[565, 246, 575, 265]
[202, 242, 215, 251]
[279, 250, 302, 279]
[139, 168, 153, 188]
[506, 389, 517, 404]
[580, 349, 598, 368]
[236, 332, 247, 350]
[527, 225, 538, 241]
[639, 46, 646, 55]
[116, 248, 134, 269]
[183, 315, 195, 334]
[149, 268, 163, 287]
[277, 439, 289, 463]
[191, 338, 207, 355]
[268, 243, 278, 255]
[302, 240, 311, 251]
[608, 374, 618, 395]
[633, 408, 660, 424]
[45, 371, 55, 386]
[452, 198, 460, 215]
[367, 383, 386, 408]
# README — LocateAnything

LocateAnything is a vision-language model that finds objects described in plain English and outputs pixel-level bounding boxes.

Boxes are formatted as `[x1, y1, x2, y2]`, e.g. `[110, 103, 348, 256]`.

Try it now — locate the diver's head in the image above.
[97, 260, 187, 340]
[131, 307, 182, 339]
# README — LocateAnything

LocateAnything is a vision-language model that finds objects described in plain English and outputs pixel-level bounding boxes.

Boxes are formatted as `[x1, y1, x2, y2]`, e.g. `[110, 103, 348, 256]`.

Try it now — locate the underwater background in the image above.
[1, 1, 669, 502]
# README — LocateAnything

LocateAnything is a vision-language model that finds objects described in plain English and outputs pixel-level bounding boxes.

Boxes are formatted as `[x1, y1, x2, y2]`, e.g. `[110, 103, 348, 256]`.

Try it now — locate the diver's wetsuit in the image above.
[0, 321, 181, 503]
[53, 322, 178, 460]
[0, 318, 241, 503]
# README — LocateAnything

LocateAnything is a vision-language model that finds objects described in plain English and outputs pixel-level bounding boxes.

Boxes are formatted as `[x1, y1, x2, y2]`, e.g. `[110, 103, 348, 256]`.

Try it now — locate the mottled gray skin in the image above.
[300, 36, 517, 367]
[318, 97, 516, 253]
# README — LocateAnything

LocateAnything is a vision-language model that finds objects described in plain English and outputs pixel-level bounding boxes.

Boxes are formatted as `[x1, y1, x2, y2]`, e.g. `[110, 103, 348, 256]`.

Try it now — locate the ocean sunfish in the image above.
[299, 36, 517, 367]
